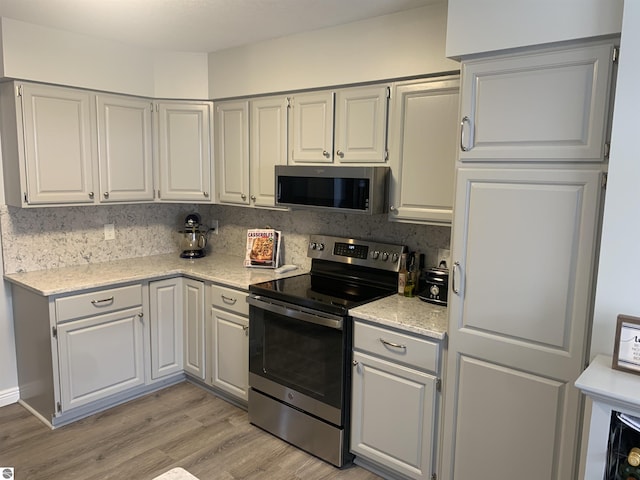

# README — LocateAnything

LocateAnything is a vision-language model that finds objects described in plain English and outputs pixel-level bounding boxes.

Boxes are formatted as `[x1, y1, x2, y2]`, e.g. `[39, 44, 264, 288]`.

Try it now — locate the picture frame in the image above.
[612, 314, 640, 375]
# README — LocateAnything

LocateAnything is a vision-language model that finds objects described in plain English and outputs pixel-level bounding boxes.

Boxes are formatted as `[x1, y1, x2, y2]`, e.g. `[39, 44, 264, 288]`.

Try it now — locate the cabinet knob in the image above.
[88, 192, 94, 199]
[389, 205, 396, 212]
[336, 150, 344, 158]
[203, 191, 209, 198]
[352, 360, 359, 366]
[241, 193, 247, 200]
[103, 192, 109, 198]
[251, 195, 256, 201]
[322, 150, 330, 158]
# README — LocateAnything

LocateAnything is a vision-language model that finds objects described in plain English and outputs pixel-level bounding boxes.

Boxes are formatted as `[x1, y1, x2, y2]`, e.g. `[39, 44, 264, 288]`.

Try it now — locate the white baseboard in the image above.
[0, 386, 19, 407]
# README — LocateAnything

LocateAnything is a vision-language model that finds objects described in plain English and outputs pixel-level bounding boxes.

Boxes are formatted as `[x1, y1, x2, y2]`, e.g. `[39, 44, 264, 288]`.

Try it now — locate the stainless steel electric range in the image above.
[247, 234, 406, 467]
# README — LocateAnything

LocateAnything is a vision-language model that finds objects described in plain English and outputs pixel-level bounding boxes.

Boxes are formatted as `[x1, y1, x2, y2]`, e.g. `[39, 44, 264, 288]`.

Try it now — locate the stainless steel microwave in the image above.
[275, 165, 389, 214]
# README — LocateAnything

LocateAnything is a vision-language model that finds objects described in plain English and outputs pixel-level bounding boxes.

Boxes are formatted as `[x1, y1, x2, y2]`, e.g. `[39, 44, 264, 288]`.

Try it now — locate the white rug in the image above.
[152, 467, 199, 480]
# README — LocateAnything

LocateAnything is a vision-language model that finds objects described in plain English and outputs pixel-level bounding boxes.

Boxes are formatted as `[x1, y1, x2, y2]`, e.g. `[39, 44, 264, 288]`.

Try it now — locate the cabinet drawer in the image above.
[210, 284, 248, 316]
[354, 321, 439, 373]
[56, 284, 142, 323]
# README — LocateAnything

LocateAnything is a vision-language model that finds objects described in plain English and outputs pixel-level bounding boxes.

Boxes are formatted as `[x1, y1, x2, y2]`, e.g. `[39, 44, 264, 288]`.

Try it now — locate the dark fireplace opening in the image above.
[606, 411, 640, 480]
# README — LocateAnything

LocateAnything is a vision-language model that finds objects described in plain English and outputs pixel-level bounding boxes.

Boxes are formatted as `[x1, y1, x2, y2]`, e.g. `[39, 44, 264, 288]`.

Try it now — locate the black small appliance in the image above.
[419, 260, 449, 306]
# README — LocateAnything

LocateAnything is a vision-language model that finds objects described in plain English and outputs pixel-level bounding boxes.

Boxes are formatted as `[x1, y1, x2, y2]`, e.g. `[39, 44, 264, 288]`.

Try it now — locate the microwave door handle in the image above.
[248, 296, 343, 330]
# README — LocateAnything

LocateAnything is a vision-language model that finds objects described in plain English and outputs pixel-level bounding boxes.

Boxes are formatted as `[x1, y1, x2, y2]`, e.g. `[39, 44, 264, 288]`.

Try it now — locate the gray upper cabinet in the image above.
[156, 101, 213, 203]
[289, 85, 389, 164]
[0, 81, 214, 207]
[249, 96, 288, 208]
[96, 94, 154, 203]
[388, 76, 460, 225]
[215, 96, 288, 208]
[458, 42, 615, 161]
[0, 82, 96, 206]
[215, 100, 250, 205]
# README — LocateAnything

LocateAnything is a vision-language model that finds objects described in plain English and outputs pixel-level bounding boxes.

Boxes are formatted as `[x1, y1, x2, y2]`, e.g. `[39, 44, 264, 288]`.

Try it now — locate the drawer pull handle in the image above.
[379, 338, 407, 350]
[221, 295, 237, 305]
[91, 296, 114, 305]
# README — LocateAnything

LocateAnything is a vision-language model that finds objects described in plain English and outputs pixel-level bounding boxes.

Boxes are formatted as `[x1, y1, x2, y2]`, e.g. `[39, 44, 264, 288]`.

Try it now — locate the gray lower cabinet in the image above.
[207, 284, 249, 403]
[57, 306, 146, 411]
[351, 320, 441, 480]
[54, 284, 147, 412]
[12, 282, 158, 426]
[183, 278, 206, 380]
[149, 278, 184, 380]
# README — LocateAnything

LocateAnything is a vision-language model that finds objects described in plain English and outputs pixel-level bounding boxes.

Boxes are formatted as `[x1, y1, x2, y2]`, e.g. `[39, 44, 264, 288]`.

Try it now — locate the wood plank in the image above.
[0, 382, 382, 480]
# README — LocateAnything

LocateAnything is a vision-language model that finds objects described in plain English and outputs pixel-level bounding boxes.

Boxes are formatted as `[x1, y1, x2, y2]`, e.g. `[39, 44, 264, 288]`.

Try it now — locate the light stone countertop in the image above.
[350, 294, 448, 340]
[3, 252, 302, 296]
[4, 252, 449, 339]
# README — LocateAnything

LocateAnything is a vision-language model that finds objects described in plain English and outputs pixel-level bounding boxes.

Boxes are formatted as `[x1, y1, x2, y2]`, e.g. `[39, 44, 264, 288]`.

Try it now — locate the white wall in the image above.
[590, 1, 640, 359]
[0, 132, 17, 405]
[208, 3, 458, 99]
[446, 0, 623, 58]
[0, 18, 208, 98]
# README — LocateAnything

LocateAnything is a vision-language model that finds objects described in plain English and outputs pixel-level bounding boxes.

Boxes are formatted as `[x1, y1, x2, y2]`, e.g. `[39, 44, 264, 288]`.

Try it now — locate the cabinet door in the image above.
[149, 278, 183, 380]
[183, 278, 205, 379]
[459, 42, 615, 161]
[156, 101, 212, 202]
[209, 307, 248, 401]
[96, 94, 154, 202]
[388, 77, 459, 224]
[250, 96, 288, 207]
[57, 307, 145, 411]
[289, 91, 334, 163]
[351, 351, 437, 480]
[20, 83, 95, 205]
[216, 100, 250, 205]
[334, 85, 389, 164]
[441, 167, 603, 480]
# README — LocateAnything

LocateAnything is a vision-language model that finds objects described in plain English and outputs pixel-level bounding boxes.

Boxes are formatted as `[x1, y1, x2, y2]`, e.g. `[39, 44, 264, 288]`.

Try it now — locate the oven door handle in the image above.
[248, 295, 344, 330]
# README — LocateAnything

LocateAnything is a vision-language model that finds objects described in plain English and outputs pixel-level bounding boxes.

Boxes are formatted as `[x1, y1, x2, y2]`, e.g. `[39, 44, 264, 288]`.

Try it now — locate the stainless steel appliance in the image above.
[274, 165, 389, 214]
[419, 260, 449, 306]
[247, 235, 405, 467]
[178, 213, 208, 259]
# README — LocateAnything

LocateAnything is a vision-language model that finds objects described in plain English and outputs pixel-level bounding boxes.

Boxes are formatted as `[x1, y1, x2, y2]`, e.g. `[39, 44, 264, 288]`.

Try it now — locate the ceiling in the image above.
[0, 0, 442, 53]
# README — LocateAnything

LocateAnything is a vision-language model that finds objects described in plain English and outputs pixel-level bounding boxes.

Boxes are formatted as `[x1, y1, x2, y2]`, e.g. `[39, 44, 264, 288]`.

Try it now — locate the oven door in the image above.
[247, 295, 350, 427]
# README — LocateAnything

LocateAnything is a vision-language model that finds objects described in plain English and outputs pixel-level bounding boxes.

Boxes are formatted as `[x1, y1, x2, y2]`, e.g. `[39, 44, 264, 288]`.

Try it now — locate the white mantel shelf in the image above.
[576, 354, 640, 480]
[577, 354, 640, 412]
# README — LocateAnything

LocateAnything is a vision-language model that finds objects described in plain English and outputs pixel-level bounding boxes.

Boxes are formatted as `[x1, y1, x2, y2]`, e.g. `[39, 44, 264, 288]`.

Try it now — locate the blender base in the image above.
[180, 250, 206, 259]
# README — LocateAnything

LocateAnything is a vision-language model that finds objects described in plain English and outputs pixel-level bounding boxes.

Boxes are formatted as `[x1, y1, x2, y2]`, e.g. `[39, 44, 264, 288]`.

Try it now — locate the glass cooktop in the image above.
[249, 272, 396, 316]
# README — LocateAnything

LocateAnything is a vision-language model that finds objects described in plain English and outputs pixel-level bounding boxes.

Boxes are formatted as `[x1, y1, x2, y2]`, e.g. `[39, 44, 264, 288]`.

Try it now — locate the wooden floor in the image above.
[0, 382, 382, 480]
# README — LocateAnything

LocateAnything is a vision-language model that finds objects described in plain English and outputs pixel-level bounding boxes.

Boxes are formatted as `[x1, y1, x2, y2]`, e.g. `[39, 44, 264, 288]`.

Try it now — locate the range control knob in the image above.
[317, 243, 325, 251]
[392, 253, 399, 263]
[430, 285, 440, 296]
[371, 251, 380, 259]
[309, 242, 317, 250]
[381, 252, 389, 261]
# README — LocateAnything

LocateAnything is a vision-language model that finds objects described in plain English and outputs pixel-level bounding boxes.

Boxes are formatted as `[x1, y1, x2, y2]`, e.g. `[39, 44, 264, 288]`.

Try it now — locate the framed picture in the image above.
[612, 314, 640, 375]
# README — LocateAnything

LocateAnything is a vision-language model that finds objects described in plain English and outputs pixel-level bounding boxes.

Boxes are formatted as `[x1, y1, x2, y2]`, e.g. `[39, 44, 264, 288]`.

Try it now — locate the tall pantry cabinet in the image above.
[440, 39, 617, 480]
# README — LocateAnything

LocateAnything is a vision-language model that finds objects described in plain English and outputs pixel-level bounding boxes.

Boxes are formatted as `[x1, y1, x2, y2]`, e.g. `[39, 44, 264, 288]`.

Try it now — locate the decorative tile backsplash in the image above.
[207, 205, 451, 270]
[0, 204, 205, 273]
[0, 203, 451, 274]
